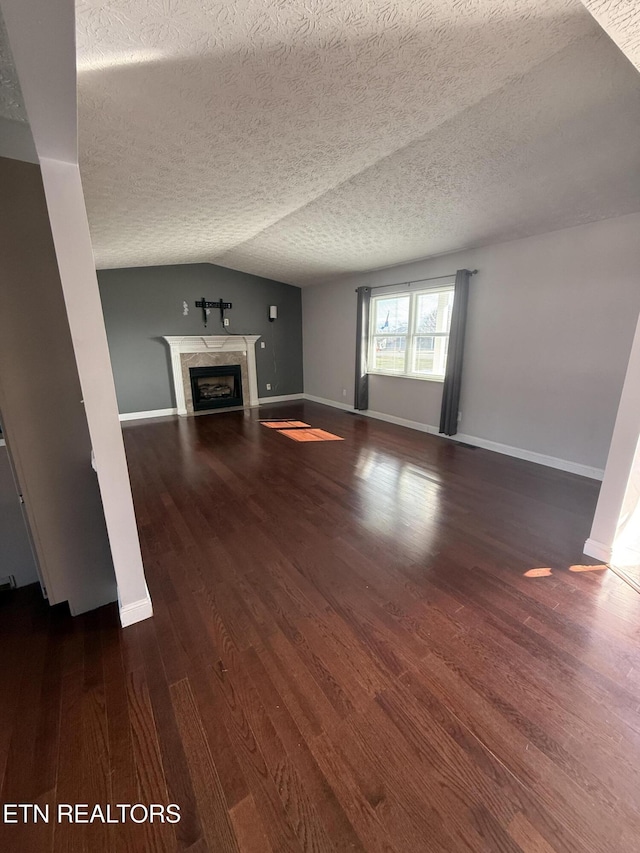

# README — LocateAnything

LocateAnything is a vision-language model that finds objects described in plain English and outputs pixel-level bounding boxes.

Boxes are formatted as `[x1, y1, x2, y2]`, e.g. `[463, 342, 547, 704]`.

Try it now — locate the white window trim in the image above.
[368, 284, 454, 383]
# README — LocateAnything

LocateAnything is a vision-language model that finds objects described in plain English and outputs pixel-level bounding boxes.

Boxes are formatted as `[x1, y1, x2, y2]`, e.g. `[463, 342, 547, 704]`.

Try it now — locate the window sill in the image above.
[368, 371, 444, 383]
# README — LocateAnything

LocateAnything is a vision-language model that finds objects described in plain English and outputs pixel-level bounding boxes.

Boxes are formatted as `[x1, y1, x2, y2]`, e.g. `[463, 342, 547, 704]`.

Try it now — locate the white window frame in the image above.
[368, 284, 454, 382]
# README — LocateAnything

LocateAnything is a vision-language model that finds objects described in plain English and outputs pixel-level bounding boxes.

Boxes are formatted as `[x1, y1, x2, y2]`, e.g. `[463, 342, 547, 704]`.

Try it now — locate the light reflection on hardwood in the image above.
[2, 401, 640, 853]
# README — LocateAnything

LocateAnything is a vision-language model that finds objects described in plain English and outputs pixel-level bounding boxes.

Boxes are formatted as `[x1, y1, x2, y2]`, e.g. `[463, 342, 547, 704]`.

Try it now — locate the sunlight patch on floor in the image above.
[524, 564, 607, 578]
[278, 428, 344, 442]
[260, 420, 311, 428]
[569, 564, 607, 573]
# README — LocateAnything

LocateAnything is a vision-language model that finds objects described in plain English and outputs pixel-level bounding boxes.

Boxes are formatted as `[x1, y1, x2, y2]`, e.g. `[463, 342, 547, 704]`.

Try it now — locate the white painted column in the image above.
[40, 159, 152, 625]
[579, 1, 640, 566]
[2, 0, 152, 626]
[612, 437, 640, 568]
[585, 310, 640, 562]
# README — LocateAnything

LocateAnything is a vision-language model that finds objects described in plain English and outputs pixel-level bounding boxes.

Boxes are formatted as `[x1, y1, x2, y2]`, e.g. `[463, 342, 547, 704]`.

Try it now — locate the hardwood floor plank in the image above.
[204, 658, 306, 853]
[243, 646, 366, 852]
[0, 588, 39, 794]
[398, 654, 628, 852]
[126, 666, 176, 853]
[52, 615, 87, 853]
[229, 794, 273, 853]
[0, 602, 49, 805]
[170, 678, 240, 853]
[308, 733, 401, 853]
[136, 620, 204, 850]
[255, 628, 343, 741]
[81, 617, 112, 853]
[5, 402, 640, 852]
[508, 813, 561, 853]
[154, 573, 253, 814]
[214, 635, 339, 852]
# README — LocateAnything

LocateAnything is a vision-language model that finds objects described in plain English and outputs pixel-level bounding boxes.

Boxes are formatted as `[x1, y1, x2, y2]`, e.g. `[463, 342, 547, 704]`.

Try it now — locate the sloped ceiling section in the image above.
[579, 0, 640, 71]
[0, 5, 27, 122]
[0, 3, 38, 163]
[76, 0, 640, 285]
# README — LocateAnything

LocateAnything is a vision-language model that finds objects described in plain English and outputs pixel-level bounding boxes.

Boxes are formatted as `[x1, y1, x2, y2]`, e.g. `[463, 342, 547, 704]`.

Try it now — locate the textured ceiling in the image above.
[580, 0, 640, 72]
[76, 0, 640, 285]
[0, 6, 28, 122]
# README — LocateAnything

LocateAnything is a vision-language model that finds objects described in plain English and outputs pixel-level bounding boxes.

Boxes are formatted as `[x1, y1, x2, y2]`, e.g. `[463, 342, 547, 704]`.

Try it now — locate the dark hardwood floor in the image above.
[2, 401, 640, 852]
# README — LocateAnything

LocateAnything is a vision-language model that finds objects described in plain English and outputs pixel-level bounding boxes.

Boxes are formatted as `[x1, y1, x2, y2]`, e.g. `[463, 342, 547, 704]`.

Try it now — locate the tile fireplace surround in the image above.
[163, 336, 261, 416]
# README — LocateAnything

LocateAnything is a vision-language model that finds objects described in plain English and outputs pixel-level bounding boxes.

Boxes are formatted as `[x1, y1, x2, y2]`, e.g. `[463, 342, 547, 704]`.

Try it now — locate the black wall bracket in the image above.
[195, 297, 232, 328]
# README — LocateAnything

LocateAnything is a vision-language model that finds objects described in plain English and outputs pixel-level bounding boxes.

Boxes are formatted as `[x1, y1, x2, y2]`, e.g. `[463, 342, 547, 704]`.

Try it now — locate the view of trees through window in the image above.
[369, 287, 454, 379]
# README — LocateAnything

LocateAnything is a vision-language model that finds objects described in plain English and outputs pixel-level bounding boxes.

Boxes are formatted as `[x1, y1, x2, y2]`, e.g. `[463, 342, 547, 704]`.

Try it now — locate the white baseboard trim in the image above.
[120, 397, 305, 419]
[448, 431, 605, 481]
[303, 393, 354, 412]
[583, 537, 612, 562]
[257, 393, 305, 404]
[363, 407, 438, 435]
[611, 544, 640, 569]
[116, 394, 603, 479]
[302, 394, 604, 480]
[120, 408, 177, 422]
[119, 588, 153, 628]
[609, 564, 640, 595]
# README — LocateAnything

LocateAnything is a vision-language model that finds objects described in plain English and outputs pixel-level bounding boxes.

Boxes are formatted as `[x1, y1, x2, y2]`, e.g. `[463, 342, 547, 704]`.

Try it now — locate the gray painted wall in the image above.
[0, 116, 38, 164]
[303, 212, 640, 471]
[98, 264, 303, 414]
[0, 445, 38, 587]
[0, 156, 117, 612]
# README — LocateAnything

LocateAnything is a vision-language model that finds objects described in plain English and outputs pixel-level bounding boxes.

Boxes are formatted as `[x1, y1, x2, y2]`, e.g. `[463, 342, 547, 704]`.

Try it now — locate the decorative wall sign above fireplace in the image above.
[189, 365, 243, 411]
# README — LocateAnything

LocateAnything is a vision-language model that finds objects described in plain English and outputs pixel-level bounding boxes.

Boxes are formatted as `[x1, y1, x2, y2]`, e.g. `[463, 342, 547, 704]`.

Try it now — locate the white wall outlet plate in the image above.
[266, 383, 271, 391]
[261, 341, 266, 348]
[223, 318, 230, 327]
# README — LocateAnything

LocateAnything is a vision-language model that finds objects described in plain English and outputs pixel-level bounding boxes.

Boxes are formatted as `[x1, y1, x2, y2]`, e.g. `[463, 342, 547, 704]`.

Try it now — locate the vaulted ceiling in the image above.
[0, 6, 27, 122]
[76, 0, 640, 286]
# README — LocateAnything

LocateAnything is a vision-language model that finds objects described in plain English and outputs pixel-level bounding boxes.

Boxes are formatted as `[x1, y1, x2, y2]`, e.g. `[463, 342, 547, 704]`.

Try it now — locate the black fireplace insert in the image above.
[189, 364, 243, 411]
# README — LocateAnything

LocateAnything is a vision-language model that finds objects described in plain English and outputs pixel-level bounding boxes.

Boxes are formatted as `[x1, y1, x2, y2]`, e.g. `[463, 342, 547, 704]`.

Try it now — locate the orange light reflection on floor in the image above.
[261, 420, 311, 429]
[278, 428, 344, 442]
[523, 564, 608, 578]
[569, 564, 607, 573]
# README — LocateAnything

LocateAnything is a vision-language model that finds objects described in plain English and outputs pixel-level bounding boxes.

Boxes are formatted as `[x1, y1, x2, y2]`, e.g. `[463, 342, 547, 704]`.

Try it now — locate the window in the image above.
[368, 285, 454, 381]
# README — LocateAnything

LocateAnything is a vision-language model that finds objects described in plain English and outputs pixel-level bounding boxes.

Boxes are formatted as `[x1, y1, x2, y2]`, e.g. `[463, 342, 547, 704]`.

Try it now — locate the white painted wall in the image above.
[585, 310, 640, 562]
[0, 116, 37, 164]
[2, 0, 152, 625]
[612, 434, 640, 569]
[0, 0, 76, 163]
[0, 446, 39, 588]
[303, 213, 640, 474]
[40, 159, 152, 622]
[0, 156, 118, 613]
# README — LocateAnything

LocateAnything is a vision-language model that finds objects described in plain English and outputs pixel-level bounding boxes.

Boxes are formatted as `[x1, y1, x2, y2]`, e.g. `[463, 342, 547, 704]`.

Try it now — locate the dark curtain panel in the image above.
[354, 286, 371, 410]
[439, 269, 472, 436]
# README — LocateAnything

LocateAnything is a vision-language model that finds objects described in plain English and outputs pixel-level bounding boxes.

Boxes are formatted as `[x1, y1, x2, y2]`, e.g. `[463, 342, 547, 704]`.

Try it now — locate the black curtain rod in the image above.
[356, 270, 478, 292]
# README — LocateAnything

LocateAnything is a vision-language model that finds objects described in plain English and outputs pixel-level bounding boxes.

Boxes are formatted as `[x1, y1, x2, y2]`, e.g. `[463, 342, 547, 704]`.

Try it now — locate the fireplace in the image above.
[189, 365, 243, 411]
[163, 336, 261, 415]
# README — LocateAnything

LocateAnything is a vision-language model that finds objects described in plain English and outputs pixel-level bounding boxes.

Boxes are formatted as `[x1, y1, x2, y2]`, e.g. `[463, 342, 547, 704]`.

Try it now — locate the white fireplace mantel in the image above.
[163, 335, 261, 415]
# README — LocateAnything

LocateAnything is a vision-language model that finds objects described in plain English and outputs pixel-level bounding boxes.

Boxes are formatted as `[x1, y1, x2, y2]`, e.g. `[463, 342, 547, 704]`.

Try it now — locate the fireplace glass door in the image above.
[189, 365, 243, 411]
